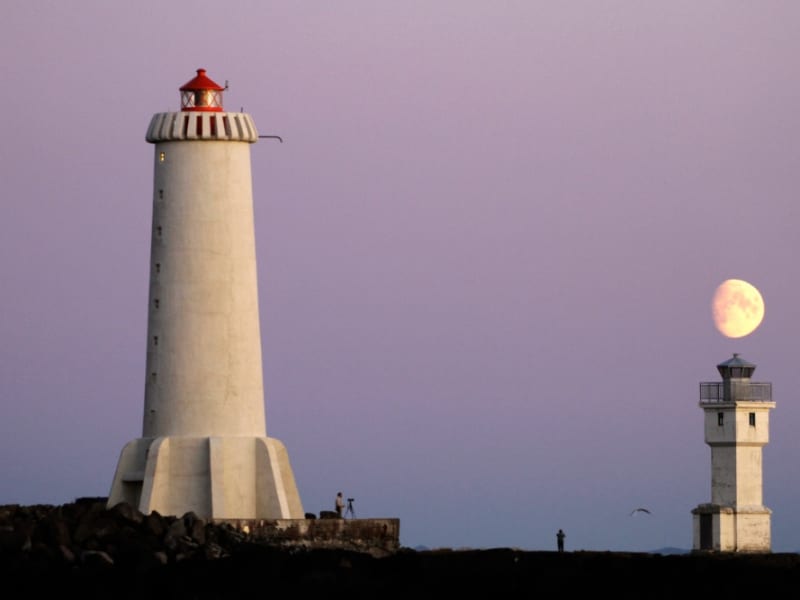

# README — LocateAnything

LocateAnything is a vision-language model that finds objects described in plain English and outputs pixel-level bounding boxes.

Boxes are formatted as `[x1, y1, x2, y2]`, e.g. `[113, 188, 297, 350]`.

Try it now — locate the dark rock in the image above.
[108, 501, 144, 525]
[182, 511, 206, 544]
[142, 511, 166, 538]
[80, 549, 114, 568]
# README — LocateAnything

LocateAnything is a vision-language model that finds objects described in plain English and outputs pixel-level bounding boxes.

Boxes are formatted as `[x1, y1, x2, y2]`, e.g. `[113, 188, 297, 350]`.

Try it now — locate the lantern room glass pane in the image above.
[181, 90, 222, 110]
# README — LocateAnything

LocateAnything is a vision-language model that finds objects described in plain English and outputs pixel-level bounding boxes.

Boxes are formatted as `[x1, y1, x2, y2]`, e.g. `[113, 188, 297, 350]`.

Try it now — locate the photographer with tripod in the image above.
[334, 491, 356, 518]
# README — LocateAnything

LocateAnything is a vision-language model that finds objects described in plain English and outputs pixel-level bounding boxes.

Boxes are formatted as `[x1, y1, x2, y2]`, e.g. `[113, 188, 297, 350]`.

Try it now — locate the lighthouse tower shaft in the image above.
[692, 355, 775, 553]
[107, 70, 303, 520]
[143, 130, 265, 438]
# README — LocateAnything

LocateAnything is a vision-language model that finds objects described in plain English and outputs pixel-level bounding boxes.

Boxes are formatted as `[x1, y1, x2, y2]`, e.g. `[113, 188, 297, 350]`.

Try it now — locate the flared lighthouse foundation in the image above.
[107, 69, 304, 520]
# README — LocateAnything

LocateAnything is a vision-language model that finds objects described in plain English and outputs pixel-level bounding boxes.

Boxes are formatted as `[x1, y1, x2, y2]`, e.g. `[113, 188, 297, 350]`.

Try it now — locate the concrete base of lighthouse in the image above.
[691, 504, 772, 553]
[107, 436, 304, 519]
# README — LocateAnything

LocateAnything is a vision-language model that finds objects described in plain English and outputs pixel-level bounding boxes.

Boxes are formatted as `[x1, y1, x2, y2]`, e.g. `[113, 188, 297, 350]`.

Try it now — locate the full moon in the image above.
[711, 279, 765, 338]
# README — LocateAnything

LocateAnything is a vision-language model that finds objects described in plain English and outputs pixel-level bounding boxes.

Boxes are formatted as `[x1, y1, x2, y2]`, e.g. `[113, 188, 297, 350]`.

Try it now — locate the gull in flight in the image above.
[629, 508, 652, 516]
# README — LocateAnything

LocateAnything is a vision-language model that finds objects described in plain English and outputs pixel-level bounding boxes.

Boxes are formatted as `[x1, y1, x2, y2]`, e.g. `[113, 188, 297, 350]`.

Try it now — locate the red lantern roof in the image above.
[179, 68, 225, 112]
[180, 68, 225, 92]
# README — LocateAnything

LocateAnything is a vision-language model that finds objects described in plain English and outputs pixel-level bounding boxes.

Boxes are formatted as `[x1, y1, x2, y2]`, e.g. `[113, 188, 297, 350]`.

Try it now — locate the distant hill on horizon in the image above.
[413, 544, 691, 555]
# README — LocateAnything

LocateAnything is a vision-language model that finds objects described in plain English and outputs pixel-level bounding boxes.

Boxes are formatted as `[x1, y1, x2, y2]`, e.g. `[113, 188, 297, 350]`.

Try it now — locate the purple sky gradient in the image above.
[1, 2, 798, 552]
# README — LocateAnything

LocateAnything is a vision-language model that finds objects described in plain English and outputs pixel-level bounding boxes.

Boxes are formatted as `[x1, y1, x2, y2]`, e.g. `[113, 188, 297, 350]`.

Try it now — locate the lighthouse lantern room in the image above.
[179, 68, 224, 111]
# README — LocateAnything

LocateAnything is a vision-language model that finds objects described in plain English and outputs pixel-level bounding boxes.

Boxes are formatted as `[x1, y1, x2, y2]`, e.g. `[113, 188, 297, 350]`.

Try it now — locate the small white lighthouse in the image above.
[107, 69, 304, 520]
[692, 354, 775, 552]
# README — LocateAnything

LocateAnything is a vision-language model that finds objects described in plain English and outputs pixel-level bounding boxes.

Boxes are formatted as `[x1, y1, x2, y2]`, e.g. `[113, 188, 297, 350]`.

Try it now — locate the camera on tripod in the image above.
[344, 497, 356, 518]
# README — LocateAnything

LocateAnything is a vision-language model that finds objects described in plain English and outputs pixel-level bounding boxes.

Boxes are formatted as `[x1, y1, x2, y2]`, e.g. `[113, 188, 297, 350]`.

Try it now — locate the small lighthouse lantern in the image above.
[716, 353, 756, 380]
[179, 68, 225, 112]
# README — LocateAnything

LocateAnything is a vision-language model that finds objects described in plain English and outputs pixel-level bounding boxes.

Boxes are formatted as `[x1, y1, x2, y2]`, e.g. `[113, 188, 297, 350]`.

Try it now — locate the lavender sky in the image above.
[1, 2, 798, 552]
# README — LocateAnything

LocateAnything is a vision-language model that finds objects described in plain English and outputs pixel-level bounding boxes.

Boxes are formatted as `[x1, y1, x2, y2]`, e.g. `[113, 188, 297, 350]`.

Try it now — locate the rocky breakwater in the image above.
[1, 498, 257, 570]
[0, 498, 402, 597]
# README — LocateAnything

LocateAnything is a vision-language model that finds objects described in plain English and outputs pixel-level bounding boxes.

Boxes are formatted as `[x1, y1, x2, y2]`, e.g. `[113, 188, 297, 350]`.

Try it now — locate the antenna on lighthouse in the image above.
[259, 135, 283, 143]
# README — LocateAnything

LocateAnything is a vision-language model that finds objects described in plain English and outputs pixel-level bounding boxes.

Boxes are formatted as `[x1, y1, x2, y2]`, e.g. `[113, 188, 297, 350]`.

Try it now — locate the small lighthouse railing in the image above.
[699, 382, 772, 403]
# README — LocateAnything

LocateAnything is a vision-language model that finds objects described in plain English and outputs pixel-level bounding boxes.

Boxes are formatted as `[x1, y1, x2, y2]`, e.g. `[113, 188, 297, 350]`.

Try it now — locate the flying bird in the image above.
[629, 508, 652, 516]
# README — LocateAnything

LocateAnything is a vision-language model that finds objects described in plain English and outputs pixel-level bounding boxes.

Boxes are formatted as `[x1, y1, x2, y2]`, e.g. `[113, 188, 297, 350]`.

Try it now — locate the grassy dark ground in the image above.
[8, 545, 800, 598]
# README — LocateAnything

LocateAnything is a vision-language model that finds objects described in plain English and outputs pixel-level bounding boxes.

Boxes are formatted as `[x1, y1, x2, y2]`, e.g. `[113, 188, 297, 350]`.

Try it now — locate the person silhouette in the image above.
[335, 492, 344, 517]
[557, 529, 565, 552]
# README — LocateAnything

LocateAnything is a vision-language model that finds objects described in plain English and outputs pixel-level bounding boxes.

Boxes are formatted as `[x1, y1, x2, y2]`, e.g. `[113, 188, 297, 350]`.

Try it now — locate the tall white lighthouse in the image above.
[692, 354, 775, 552]
[107, 69, 304, 520]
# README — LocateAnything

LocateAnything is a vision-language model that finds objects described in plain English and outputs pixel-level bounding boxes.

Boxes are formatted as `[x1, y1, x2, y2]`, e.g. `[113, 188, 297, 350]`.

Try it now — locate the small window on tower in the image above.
[749, 412, 756, 427]
[718, 412, 724, 426]
[159, 151, 166, 162]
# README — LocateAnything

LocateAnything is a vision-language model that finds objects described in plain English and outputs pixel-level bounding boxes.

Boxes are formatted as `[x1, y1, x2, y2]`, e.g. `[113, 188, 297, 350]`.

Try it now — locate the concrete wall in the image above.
[215, 517, 401, 557]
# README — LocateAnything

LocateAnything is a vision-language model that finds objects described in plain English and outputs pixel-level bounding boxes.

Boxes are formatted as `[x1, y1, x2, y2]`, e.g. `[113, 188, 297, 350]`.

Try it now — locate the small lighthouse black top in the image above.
[179, 68, 225, 112]
[716, 353, 756, 380]
[701, 353, 771, 403]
